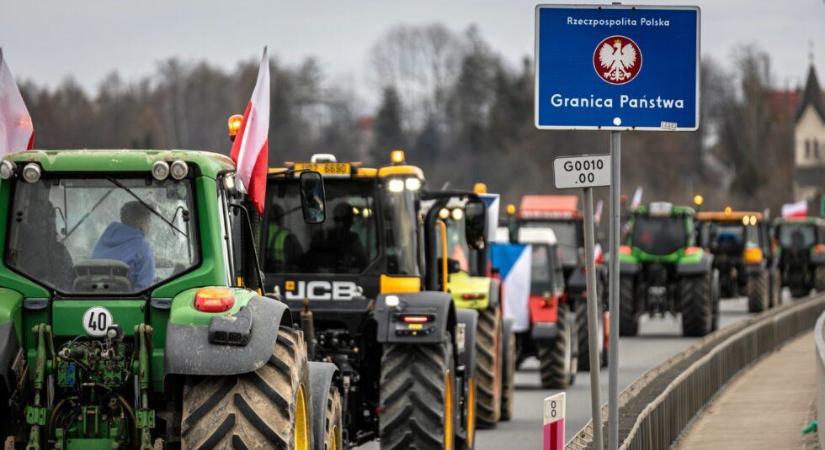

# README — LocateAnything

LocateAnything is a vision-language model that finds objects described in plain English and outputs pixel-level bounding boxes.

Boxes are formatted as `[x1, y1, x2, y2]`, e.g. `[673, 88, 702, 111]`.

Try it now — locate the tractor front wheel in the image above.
[747, 270, 769, 313]
[681, 274, 712, 337]
[474, 308, 502, 428]
[379, 336, 455, 450]
[619, 276, 639, 337]
[537, 303, 576, 389]
[181, 327, 311, 450]
[323, 386, 343, 450]
[815, 266, 825, 292]
[499, 324, 516, 422]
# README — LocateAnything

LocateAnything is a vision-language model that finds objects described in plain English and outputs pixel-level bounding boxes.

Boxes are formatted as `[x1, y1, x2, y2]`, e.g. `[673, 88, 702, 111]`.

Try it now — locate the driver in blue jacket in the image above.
[92, 201, 155, 290]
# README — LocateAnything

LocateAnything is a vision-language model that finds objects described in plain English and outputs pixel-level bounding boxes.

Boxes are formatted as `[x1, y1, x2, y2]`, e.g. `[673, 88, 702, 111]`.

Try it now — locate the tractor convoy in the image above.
[0, 144, 820, 450]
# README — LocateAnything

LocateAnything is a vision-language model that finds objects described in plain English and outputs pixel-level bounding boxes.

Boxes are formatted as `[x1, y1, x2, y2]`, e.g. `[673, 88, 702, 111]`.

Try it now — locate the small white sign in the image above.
[553, 155, 611, 189]
[83, 307, 114, 337]
[543, 392, 566, 424]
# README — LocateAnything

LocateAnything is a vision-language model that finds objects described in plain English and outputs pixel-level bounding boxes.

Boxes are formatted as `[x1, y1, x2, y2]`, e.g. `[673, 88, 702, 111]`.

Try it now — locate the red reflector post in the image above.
[195, 287, 235, 313]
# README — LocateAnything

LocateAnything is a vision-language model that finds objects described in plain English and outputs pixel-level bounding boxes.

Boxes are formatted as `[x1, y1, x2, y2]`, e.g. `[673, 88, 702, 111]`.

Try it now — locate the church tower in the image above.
[793, 64, 825, 201]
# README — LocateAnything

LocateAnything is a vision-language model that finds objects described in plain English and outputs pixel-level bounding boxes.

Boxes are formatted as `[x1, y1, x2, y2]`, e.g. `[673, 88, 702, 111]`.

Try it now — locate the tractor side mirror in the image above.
[440, 257, 462, 275]
[465, 199, 487, 250]
[299, 171, 326, 225]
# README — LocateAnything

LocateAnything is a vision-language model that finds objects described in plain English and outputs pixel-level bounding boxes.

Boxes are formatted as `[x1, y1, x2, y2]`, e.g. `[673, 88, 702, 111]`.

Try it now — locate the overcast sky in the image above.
[2, 0, 824, 108]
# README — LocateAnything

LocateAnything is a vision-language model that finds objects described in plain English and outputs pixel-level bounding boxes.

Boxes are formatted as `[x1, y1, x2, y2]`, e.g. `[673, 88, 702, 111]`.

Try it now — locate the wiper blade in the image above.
[105, 177, 187, 237]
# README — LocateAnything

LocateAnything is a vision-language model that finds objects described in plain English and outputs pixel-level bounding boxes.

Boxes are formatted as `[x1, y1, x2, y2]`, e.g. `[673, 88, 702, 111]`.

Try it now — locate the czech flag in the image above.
[490, 242, 532, 333]
[0, 48, 34, 155]
[231, 47, 270, 215]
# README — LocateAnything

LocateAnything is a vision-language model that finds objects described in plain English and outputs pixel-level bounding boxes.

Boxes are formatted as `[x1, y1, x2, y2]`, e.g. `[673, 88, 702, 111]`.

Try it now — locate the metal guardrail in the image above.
[568, 294, 825, 450]
[814, 311, 825, 448]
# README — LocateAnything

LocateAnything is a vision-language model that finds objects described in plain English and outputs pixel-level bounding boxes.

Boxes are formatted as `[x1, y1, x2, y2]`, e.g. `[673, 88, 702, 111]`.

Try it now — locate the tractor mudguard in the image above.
[0, 323, 17, 391]
[531, 322, 559, 340]
[455, 309, 478, 377]
[165, 296, 288, 376]
[811, 252, 825, 265]
[677, 254, 713, 276]
[375, 291, 454, 344]
[620, 262, 641, 275]
[308, 361, 338, 450]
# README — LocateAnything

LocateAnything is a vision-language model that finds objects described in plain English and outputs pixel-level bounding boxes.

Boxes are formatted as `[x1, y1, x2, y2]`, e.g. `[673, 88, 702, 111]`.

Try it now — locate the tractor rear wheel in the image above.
[379, 336, 455, 450]
[499, 326, 516, 422]
[619, 276, 639, 337]
[474, 308, 502, 428]
[681, 274, 712, 337]
[815, 266, 825, 292]
[537, 303, 576, 389]
[181, 327, 311, 450]
[747, 270, 769, 313]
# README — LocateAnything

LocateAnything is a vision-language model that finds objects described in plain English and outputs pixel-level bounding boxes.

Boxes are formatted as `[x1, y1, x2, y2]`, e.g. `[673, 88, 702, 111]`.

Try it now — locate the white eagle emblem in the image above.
[595, 36, 641, 84]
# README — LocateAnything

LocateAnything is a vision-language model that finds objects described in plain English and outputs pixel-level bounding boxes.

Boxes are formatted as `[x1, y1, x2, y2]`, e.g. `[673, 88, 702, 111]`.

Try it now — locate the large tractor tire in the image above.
[680, 274, 712, 337]
[710, 270, 720, 332]
[474, 308, 502, 428]
[379, 336, 456, 450]
[499, 321, 516, 422]
[815, 266, 825, 292]
[619, 276, 639, 337]
[747, 270, 769, 313]
[537, 303, 576, 389]
[182, 328, 311, 450]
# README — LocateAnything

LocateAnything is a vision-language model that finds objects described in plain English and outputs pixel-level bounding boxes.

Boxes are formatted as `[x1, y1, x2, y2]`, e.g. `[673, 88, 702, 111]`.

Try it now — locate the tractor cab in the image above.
[262, 150, 425, 305]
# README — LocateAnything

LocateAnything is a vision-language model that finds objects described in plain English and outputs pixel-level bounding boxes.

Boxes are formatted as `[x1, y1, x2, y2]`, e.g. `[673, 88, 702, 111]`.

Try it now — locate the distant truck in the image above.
[508, 195, 608, 371]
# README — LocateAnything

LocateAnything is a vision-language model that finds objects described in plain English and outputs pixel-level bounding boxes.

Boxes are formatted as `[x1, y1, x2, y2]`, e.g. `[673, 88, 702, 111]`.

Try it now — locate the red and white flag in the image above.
[782, 200, 807, 219]
[230, 47, 270, 215]
[0, 49, 34, 155]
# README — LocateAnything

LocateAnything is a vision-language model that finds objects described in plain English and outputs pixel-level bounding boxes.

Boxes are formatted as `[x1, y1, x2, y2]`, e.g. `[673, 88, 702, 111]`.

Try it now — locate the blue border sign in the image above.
[535, 4, 700, 131]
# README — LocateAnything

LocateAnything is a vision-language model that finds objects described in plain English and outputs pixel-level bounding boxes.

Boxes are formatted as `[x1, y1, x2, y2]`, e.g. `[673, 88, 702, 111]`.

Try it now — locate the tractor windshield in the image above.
[778, 223, 816, 250]
[706, 223, 758, 255]
[631, 215, 687, 256]
[522, 220, 579, 266]
[6, 176, 199, 295]
[263, 179, 380, 274]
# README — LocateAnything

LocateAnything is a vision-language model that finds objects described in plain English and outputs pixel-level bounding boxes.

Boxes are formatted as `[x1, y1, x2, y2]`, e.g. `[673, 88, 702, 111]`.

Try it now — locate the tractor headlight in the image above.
[0, 160, 16, 180]
[170, 160, 189, 180]
[451, 208, 464, 221]
[405, 177, 422, 192]
[152, 161, 170, 181]
[438, 208, 450, 220]
[22, 163, 41, 183]
[388, 178, 404, 193]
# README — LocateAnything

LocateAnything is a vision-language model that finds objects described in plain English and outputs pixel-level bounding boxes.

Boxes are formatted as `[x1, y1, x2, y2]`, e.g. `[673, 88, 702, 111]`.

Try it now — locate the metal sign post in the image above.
[536, 5, 700, 449]
[554, 154, 611, 450]
[607, 131, 621, 450]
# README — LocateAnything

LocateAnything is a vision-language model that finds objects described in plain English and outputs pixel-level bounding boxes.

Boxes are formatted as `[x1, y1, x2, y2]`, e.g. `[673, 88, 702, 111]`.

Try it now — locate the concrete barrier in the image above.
[567, 294, 825, 450]
[814, 310, 825, 448]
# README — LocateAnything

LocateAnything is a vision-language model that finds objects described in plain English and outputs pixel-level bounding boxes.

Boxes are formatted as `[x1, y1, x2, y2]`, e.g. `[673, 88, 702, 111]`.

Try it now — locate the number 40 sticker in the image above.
[83, 307, 115, 337]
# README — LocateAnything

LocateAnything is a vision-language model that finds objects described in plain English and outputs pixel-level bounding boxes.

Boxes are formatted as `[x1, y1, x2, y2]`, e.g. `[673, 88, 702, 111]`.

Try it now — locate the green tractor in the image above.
[773, 217, 825, 298]
[619, 202, 720, 337]
[0, 150, 323, 450]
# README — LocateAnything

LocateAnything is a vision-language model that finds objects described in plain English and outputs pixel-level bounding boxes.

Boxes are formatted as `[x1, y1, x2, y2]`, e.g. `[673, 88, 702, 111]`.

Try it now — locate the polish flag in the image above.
[231, 47, 270, 215]
[781, 200, 807, 219]
[0, 48, 34, 155]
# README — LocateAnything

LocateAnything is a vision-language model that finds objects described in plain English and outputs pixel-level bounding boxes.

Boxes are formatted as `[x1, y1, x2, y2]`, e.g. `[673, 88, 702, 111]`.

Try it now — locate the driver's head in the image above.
[332, 202, 355, 230]
[121, 201, 151, 234]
